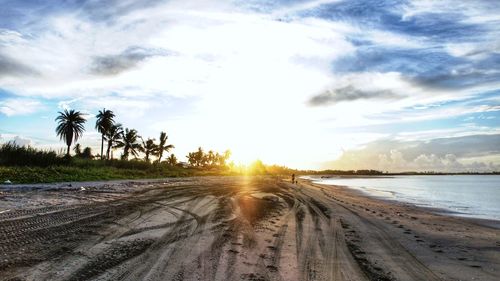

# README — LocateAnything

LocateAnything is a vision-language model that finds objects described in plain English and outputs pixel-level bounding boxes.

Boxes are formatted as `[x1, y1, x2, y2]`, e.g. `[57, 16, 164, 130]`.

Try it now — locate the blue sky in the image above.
[0, 0, 499, 171]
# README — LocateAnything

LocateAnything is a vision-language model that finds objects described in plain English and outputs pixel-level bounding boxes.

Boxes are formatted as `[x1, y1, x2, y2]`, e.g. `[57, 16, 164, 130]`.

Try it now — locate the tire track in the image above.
[1, 177, 461, 281]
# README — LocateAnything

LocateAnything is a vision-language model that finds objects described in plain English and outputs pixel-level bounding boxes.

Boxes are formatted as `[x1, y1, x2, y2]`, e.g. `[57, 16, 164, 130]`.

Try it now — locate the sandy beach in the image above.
[0, 176, 498, 281]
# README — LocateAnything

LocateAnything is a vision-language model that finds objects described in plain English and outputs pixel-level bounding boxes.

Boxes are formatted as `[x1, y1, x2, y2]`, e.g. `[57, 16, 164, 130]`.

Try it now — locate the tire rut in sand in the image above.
[67, 239, 154, 281]
[114, 196, 208, 281]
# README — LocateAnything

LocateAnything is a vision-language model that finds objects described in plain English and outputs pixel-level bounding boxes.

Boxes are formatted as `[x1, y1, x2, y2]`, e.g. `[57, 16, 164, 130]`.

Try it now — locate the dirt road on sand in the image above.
[0, 176, 498, 281]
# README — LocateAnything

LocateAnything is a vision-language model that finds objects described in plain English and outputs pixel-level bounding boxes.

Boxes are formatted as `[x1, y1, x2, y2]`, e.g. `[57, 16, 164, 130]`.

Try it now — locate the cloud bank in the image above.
[323, 134, 500, 172]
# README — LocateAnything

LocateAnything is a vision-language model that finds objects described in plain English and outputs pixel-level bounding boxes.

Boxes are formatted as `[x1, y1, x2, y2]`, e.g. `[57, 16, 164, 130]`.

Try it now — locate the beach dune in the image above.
[0, 176, 498, 280]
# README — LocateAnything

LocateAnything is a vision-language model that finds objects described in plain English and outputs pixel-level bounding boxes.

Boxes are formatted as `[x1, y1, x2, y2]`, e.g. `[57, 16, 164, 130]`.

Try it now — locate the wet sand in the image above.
[0, 176, 498, 281]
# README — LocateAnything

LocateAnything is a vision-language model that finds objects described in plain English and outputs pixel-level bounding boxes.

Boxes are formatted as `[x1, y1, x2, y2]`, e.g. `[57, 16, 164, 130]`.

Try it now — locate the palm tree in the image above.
[115, 128, 140, 160]
[140, 137, 158, 163]
[207, 150, 215, 166]
[105, 123, 123, 160]
[218, 149, 232, 166]
[55, 109, 86, 156]
[166, 154, 177, 166]
[187, 152, 197, 166]
[156, 131, 174, 163]
[196, 147, 205, 167]
[95, 108, 115, 160]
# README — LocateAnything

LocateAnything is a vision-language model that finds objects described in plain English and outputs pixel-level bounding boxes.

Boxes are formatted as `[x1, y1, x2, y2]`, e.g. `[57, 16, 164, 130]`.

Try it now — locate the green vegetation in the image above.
[0, 141, 284, 183]
[1, 106, 239, 183]
[0, 165, 189, 184]
[0, 142, 68, 167]
[0, 143, 236, 183]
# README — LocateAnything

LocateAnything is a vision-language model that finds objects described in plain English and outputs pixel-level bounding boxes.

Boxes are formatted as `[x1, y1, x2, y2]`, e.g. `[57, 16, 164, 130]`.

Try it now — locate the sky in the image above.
[0, 0, 499, 172]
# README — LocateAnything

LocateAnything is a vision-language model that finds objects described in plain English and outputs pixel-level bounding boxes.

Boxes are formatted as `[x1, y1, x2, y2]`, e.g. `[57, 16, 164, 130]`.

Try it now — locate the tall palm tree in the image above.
[95, 108, 115, 160]
[55, 109, 86, 156]
[156, 131, 174, 163]
[115, 128, 140, 160]
[140, 137, 158, 163]
[105, 123, 123, 160]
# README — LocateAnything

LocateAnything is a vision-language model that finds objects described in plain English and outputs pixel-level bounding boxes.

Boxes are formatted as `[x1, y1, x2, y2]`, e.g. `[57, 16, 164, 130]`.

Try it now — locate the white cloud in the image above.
[58, 97, 82, 110]
[11, 135, 33, 146]
[0, 134, 34, 147]
[0, 98, 43, 116]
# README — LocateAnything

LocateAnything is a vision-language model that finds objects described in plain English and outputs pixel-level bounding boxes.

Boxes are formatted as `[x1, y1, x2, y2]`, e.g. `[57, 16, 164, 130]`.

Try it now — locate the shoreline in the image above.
[312, 181, 500, 229]
[307, 175, 500, 225]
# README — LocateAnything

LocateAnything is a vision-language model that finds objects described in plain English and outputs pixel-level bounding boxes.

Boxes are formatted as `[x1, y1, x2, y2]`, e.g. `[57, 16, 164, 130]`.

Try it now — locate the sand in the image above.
[0, 176, 498, 281]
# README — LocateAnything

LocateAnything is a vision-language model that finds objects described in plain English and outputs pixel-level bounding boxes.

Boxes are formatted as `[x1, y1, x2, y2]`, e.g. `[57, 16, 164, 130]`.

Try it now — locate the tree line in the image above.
[56, 108, 175, 163]
[186, 147, 232, 168]
[55, 108, 230, 168]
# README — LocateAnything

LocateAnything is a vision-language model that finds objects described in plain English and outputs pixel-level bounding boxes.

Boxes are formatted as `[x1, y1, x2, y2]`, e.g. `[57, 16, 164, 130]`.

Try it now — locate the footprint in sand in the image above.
[266, 265, 278, 272]
[241, 273, 266, 280]
[267, 246, 277, 251]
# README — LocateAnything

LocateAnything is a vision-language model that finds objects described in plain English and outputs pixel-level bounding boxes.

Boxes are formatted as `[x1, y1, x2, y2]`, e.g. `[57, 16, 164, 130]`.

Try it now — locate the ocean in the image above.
[309, 175, 500, 221]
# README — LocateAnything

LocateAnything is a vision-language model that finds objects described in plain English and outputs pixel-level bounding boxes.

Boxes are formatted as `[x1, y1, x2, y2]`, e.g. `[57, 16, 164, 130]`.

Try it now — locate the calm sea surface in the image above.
[310, 175, 500, 221]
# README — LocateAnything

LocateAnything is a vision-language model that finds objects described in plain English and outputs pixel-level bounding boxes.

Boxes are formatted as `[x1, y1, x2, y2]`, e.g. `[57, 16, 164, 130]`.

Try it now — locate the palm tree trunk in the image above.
[106, 142, 111, 160]
[101, 134, 104, 160]
[67, 145, 70, 157]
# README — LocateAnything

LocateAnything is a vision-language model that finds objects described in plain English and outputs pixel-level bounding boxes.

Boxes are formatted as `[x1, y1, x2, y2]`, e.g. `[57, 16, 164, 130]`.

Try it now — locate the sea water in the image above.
[310, 175, 500, 221]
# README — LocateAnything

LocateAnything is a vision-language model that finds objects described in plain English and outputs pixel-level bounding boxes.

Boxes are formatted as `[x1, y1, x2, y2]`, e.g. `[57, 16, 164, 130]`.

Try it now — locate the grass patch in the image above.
[0, 166, 189, 184]
[0, 165, 240, 184]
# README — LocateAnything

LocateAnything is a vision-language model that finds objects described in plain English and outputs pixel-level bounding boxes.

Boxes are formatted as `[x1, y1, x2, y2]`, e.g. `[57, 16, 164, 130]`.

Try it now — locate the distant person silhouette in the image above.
[291, 174, 295, 184]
